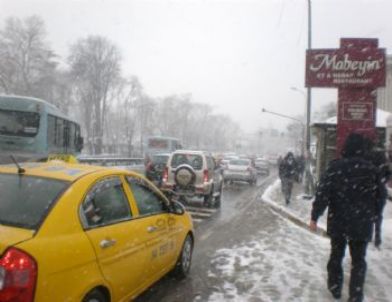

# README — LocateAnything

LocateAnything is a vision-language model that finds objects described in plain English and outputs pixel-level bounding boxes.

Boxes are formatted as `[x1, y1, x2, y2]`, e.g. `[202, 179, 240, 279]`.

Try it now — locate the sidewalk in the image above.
[261, 178, 392, 301]
[261, 178, 392, 249]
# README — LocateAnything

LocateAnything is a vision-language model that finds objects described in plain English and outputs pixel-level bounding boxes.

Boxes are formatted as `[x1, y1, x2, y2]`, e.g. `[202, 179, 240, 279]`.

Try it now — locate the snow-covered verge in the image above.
[202, 179, 392, 302]
[205, 213, 332, 302]
[261, 179, 327, 231]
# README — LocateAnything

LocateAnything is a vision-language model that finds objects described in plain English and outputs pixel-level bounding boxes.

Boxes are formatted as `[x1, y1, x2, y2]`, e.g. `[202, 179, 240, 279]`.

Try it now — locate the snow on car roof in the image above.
[0, 161, 116, 181]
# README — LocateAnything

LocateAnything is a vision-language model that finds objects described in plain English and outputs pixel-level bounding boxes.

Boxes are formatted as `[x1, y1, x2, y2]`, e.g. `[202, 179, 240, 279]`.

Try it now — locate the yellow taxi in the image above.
[0, 161, 194, 302]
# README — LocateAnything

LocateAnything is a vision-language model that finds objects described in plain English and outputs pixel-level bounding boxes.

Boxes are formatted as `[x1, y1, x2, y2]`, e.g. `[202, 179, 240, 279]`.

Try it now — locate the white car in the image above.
[255, 158, 270, 175]
[161, 150, 224, 208]
[223, 158, 257, 185]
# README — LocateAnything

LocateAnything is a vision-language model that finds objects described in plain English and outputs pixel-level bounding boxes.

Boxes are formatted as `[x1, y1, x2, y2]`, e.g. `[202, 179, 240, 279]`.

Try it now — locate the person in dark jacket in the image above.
[309, 133, 384, 302]
[279, 152, 297, 204]
[364, 142, 390, 248]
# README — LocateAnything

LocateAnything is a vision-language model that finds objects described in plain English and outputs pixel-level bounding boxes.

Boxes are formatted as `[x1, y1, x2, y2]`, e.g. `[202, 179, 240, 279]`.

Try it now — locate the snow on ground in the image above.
[205, 212, 331, 302]
[203, 179, 392, 302]
[262, 178, 327, 230]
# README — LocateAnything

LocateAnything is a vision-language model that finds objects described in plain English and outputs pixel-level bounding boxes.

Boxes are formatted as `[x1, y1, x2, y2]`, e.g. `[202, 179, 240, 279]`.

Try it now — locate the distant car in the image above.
[223, 158, 257, 185]
[267, 155, 279, 166]
[161, 150, 224, 208]
[255, 158, 270, 175]
[221, 156, 239, 170]
[0, 161, 194, 302]
[145, 153, 171, 187]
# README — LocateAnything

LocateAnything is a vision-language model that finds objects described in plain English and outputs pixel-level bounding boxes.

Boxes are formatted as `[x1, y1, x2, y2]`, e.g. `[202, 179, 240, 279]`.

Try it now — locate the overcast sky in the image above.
[1, 0, 391, 132]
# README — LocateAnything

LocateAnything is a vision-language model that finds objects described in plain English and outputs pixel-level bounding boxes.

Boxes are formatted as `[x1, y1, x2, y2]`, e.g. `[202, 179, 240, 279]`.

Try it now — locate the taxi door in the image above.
[80, 176, 147, 300]
[125, 176, 175, 282]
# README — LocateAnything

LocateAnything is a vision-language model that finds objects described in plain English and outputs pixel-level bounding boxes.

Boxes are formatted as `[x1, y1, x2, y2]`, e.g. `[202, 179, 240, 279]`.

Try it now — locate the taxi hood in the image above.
[0, 225, 35, 255]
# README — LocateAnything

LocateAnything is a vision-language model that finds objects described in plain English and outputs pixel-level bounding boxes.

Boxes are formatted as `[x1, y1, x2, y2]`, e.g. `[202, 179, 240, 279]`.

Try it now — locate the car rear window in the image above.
[170, 154, 203, 170]
[256, 160, 267, 164]
[152, 155, 169, 164]
[0, 174, 69, 229]
[230, 159, 250, 166]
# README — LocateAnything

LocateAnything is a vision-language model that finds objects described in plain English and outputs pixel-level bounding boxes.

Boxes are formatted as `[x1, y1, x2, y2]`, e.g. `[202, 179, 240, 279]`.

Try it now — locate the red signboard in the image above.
[306, 48, 386, 87]
[342, 102, 374, 121]
[336, 87, 377, 156]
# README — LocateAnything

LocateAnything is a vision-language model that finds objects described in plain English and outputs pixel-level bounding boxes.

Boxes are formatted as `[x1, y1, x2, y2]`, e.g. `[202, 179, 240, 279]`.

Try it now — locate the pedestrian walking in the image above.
[364, 141, 390, 249]
[309, 133, 384, 302]
[279, 152, 297, 204]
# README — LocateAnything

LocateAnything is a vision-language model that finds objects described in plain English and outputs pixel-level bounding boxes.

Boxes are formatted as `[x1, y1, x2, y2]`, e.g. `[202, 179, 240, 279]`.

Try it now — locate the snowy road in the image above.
[136, 171, 392, 302]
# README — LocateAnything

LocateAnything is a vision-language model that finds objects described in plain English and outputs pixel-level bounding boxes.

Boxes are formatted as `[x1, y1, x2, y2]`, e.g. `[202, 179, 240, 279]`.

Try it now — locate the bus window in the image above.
[47, 115, 56, 149]
[69, 122, 76, 150]
[0, 109, 40, 137]
[56, 118, 64, 147]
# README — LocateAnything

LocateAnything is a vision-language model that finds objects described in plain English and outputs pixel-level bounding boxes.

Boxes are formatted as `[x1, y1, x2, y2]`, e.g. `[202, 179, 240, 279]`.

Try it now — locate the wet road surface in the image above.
[135, 171, 277, 302]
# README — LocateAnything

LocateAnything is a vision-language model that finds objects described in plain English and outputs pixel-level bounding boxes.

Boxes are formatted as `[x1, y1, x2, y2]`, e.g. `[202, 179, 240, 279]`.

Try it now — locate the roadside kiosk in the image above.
[312, 109, 390, 182]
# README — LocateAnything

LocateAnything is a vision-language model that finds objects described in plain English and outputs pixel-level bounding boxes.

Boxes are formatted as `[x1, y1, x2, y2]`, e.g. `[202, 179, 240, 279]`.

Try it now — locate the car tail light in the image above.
[162, 166, 168, 182]
[203, 169, 209, 183]
[0, 248, 37, 302]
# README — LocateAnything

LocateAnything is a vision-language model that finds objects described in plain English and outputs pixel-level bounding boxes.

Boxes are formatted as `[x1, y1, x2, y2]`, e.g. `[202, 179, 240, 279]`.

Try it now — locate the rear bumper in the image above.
[223, 172, 253, 182]
[255, 167, 269, 174]
[161, 182, 211, 196]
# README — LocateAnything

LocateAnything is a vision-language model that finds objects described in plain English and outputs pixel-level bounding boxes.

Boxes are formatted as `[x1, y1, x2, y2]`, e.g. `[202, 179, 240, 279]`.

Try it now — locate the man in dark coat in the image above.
[309, 133, 383, 302]
[365, 147, 390, 248]
[279, 152, 297, 204]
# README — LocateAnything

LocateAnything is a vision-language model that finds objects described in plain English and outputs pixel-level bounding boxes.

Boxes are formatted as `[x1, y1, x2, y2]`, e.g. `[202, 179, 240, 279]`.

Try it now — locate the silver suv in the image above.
[161, 150, 223, 208]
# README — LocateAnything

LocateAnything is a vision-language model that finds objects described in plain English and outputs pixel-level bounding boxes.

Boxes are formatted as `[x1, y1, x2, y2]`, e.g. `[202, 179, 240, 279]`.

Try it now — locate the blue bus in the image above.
[0, 95, 83, 163]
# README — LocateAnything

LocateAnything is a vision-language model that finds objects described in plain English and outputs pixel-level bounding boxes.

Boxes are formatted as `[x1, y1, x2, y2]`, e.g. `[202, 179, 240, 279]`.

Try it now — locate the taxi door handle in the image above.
[100, 239, 116, 249]
[147, 226, 158, 233]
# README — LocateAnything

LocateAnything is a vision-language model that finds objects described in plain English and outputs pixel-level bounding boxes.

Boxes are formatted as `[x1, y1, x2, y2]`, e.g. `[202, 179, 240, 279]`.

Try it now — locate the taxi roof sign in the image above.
[47, 154, 79, 164]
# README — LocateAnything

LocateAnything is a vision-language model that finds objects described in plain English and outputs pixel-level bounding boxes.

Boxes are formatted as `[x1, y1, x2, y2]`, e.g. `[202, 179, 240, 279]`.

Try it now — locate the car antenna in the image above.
[10, 155, 25, 174]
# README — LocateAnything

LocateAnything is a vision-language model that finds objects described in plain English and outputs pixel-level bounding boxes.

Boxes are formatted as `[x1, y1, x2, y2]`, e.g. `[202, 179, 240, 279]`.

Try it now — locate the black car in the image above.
[145, 153, 171, 186]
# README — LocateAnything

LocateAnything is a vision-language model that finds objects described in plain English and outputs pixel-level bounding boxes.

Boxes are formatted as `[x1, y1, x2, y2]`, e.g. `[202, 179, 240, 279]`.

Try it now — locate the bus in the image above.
[0, 95, 83, 164]
[144, 136, 182, 157]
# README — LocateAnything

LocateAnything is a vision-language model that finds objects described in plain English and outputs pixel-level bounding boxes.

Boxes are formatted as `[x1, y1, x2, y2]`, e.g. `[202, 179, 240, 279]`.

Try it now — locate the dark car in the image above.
[145, 153, 171, 186]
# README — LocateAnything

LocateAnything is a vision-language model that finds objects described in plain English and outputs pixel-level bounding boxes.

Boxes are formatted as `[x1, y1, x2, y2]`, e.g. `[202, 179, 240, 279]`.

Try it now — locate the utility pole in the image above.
[304, 0, 314, 196]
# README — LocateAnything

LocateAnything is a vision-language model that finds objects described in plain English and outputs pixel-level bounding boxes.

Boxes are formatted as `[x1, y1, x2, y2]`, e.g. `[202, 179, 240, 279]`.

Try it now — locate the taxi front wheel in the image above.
[83, 289, 108, 302]
[173, 234, 193, 279]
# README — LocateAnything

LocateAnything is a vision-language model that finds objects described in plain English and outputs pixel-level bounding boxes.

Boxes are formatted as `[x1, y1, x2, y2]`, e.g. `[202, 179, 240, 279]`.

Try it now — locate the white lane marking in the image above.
[192, 218, 203, 223]
[186, 206, 218, 214]
[199, 229, 213, 241]
[188, 211, 213, 218]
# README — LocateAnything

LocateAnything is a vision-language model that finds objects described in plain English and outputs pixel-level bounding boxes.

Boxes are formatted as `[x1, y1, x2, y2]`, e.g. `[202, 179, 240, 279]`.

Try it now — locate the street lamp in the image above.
[261, 108, 305, 156]
[290, 86, 306, 97]
[261, 108, 305, 126]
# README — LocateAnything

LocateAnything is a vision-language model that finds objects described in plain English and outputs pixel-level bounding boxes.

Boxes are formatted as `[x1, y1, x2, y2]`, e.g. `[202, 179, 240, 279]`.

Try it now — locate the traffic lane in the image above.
[135, 171, 277, 302]
[218, 172, 274, 223]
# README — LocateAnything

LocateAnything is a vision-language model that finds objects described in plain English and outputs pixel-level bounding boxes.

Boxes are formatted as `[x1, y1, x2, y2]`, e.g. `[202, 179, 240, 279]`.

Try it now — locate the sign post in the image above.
[306, 38, 386, 156]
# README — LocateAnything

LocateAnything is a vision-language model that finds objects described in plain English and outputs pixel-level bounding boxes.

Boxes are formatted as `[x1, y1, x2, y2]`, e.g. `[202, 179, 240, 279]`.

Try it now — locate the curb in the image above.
[261, 196, 328, 238]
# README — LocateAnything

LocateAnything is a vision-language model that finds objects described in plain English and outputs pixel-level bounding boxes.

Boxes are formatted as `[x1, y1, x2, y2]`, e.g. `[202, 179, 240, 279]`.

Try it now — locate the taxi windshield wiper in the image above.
[10, 155, 25, 174]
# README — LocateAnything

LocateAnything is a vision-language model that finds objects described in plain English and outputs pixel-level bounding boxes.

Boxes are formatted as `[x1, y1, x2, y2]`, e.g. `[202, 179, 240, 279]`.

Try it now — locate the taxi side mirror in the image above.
[170, 200, 185, 215]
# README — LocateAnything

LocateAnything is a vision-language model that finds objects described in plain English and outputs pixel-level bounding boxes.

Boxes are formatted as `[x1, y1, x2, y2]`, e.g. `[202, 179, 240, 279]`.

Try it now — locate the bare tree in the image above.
[68, 35, 121, 154]
[0, 15, 58, 98]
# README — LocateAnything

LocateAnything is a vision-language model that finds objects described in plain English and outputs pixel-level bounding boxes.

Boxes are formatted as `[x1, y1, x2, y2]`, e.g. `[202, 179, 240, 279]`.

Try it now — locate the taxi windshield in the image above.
[0, 174, 69, 229]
